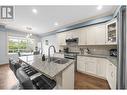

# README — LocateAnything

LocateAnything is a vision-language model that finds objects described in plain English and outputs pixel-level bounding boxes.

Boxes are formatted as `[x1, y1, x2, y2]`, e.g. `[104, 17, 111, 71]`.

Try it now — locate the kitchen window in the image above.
[8, 36, 35, 54]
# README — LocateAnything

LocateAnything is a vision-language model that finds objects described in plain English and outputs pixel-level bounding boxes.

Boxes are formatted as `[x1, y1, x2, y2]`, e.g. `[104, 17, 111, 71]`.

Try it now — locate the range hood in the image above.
[66, 38, 79, 43]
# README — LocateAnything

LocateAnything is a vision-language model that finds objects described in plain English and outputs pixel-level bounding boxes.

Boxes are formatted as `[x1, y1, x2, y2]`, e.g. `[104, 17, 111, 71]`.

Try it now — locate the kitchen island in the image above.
[19, 55, 75, 89]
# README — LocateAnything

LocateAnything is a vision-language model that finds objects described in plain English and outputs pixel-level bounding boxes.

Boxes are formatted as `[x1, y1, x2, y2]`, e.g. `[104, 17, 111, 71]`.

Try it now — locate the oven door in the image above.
[64, 54, 77, 71]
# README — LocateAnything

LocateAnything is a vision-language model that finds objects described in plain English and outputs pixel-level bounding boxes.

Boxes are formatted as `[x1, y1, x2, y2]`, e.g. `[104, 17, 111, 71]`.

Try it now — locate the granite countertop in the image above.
[55, 52, 117, 66]
[78, 54, 117, 66]
[19, 55, 74, 78]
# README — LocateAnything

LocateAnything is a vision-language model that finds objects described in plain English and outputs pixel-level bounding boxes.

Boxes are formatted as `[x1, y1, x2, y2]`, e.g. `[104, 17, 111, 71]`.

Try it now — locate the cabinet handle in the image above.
[111, 71, 113, 78]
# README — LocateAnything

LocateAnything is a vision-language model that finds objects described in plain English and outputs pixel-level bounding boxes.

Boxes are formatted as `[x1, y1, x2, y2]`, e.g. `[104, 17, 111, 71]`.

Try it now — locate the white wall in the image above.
[0, 31, 8, 64]
[0, 29, 41, 65]
[42, 34, 59, 56]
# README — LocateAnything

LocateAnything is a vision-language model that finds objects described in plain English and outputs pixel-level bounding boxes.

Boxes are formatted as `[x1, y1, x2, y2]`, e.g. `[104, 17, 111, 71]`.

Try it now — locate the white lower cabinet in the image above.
[77, 56, 86, 73]
[96, 58, 107, 78]
[77, 56, 97, 75]
[85, 57, 97, 75]
[77, 56, 116, 89]
[78, 28, 87, 45]
[106, 60, 116, 89]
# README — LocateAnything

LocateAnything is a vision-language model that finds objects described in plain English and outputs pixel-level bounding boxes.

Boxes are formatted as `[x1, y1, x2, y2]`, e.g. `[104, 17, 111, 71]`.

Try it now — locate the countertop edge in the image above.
[55, 52, 117, 66]
[77, 54, 117, 67]
[18, 57, 75, 78]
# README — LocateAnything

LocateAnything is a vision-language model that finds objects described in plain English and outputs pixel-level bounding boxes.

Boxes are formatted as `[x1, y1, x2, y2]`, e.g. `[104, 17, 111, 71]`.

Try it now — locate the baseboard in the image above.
[0, 63, 9, 66]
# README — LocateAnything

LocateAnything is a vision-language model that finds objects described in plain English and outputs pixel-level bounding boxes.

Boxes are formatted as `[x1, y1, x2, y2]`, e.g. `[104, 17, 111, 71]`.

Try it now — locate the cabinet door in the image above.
[106, 61, 113, 88]
[78, 28, 87, 45]
[86, 24, 106, 45]
[57, 32, 66, 45]
[66, 30, 73, 39]
[77, 56, 86, 72]
[106, 19, 117, 45]
[106, 61, 116, 89]
[66, 30, 79, 39]
[72, 29, 79, 38]
[95, 24, 106, 45]
[85, 57, 97, 75]
[86, 26, 96, 45]
[112, 65, 116, 89]
[96, 58, 106, 78]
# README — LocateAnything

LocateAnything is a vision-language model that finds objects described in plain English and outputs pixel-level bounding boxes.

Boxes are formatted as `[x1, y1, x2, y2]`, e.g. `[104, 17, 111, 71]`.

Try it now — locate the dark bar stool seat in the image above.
[9, 58, 21, 77]
[16, 67, 56, 89]
[32, 74, 56, 89]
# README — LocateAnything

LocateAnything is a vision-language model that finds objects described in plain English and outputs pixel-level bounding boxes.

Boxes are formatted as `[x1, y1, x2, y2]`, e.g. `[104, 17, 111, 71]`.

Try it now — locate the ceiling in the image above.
[1, 5, 118, 35]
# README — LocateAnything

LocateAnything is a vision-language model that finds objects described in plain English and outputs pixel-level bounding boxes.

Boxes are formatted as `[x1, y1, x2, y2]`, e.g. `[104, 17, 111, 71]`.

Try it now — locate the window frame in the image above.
[8, 36, 35, 54]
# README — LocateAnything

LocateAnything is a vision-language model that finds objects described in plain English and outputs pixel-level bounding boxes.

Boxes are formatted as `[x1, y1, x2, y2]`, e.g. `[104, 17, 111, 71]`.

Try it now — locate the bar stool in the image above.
[16, 67, 56, 89]
[9, 58, 21, 77]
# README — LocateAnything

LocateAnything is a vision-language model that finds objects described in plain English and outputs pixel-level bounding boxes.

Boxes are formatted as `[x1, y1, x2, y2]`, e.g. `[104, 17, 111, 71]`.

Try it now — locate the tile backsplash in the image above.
[59, 45, 117, 56]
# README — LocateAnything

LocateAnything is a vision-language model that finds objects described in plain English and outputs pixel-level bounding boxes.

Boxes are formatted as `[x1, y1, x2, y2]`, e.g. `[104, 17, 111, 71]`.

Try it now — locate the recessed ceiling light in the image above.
[32, 8, 37, 14]
[54, 22, 59, 26]
[97, 5, 103, 10]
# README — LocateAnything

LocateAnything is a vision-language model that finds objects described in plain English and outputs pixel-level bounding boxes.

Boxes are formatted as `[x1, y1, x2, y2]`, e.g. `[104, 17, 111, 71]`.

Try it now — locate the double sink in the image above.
[47, 57, 69, 64]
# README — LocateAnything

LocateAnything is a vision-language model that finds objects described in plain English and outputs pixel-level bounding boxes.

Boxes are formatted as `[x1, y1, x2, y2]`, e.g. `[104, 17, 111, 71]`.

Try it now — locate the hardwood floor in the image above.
[0, 64, 18, 89]
[0, 64, 110, 89]
[75, 71, 110, 89]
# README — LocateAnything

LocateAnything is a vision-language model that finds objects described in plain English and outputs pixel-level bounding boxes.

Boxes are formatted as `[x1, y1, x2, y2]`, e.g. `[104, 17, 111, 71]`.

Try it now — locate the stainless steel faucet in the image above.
[48, 45, 56, 62]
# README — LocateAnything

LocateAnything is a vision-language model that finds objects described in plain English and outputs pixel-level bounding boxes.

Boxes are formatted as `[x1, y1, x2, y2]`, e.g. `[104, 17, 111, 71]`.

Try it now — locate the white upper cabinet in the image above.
[66, 31, 73, 39]
[106, 19, 117, 45]
[57, 20, 118, 46]
[78, 28, 87, 45]
[57, 32, 67, 45]
[95, 24, 106, 45]
[86, 24, 106, 45]
[72, 29, 80, 38]
[66, 28, 87, 45]
[66, 29, 79, 39]
[86, 26, 96, 45]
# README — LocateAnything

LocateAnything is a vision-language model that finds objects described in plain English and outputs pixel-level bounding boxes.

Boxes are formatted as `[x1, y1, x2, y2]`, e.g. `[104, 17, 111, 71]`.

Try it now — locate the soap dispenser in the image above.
[42, 54, 45, 61]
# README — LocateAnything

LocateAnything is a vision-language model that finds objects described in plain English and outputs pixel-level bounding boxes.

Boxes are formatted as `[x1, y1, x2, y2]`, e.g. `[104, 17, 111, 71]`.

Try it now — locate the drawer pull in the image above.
[111, 71, 113, 78]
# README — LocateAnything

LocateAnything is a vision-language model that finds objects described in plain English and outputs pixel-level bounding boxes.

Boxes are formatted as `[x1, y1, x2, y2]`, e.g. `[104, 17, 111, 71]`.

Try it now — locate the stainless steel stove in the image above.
[64, 52, 79, 71]
[64, 52, 77, 59]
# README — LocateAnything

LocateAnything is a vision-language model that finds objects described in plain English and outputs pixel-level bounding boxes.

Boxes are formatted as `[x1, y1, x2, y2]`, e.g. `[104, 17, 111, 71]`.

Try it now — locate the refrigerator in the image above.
[117, 5, 127, 89]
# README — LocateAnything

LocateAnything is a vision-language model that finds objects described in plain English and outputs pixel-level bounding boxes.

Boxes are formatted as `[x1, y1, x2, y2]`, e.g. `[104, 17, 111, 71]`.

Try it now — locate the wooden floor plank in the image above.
[74, 71, 110, 89]
[0, 64, 18, 89]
